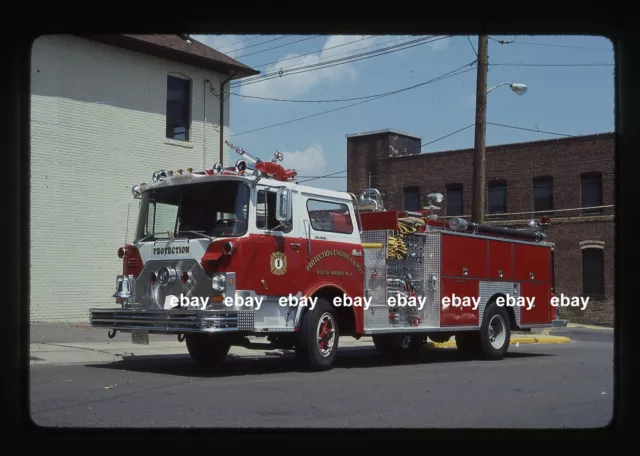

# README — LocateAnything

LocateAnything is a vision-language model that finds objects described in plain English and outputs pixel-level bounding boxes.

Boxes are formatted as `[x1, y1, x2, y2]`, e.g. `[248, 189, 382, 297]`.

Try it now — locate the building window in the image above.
[533, 176, 553, 213]
[445, 183, 463, 216]
[166, 75, 191, 141]
[581, 172, 603, 214]
[488, 179, 507, 214]
[403, 186, 420, 211]
[581, 246, 605, 297]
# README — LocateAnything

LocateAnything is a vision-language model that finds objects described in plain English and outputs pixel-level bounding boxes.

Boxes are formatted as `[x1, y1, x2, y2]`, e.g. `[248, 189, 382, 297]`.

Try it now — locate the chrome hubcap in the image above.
[488, 314, 506, 349]
[316, 313, 335, 357]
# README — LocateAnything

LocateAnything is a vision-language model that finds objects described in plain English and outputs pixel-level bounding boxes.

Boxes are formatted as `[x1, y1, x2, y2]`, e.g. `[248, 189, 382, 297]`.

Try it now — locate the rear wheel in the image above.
[455, 301, 511, 360]
[479, 302, 511, 360]
[185, 333, 231, 366]
[295, 298, 339, 371]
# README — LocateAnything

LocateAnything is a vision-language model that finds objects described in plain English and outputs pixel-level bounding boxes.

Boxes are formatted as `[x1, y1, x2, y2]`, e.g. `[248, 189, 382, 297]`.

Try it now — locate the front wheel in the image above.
[185, 333, 231, 366]
[295, 298, 339, 371]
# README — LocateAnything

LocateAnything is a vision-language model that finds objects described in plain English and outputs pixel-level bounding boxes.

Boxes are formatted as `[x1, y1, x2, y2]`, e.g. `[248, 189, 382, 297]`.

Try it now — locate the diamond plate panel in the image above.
[362, 230, 390, 329]
[478, 281, 521, 325]
[237, 310, 255, 331]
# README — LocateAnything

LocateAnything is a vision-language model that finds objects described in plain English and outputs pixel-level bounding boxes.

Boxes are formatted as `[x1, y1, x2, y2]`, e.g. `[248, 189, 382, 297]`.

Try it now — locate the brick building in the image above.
[346, 129, 615, 326]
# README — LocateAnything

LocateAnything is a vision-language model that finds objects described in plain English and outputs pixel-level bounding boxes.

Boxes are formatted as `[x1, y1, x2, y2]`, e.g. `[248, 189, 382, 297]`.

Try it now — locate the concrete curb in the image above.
[427, 335, 571, 348]
[566, 323, 613, 331]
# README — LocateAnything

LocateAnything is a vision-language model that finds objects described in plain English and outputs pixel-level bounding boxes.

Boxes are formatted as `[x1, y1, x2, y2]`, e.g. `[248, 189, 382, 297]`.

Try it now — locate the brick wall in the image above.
[346, 130, 615, 326]
[30, 35, 232, 321]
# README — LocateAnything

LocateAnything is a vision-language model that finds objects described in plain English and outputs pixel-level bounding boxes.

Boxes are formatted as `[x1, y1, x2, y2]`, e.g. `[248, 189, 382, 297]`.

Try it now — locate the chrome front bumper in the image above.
[89, 308, 255, 333]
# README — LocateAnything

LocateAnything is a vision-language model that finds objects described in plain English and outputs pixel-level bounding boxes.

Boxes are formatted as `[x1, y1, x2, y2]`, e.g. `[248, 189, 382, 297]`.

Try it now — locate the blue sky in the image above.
[192, 34, 614, 191]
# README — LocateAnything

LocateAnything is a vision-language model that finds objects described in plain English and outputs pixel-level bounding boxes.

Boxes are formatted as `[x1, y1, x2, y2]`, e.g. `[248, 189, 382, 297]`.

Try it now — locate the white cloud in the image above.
[279, 143, 326, 176]
[190, 34, 248, 58]
[236, 35, 386, 99]
[428, 36, 451, 51]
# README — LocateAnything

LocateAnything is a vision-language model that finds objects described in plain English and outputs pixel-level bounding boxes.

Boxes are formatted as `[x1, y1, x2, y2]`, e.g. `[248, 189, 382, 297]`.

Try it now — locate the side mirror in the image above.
[276, 186, 292, 223]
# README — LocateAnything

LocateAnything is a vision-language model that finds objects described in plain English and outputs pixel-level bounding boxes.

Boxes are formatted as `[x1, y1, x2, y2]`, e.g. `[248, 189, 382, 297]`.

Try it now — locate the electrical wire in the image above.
[232, 61, 474, 136]
[233, 35, 323, 59]
[251, 35, 379, 68]
[466, 36, 478, 57]
[489, 36, 612, 51]
[231, 36, 448, 88]
[489, 62, 613, 67]
[295, 122, 581, 183]
[228, 64, 475, 103]
[212, 35, 265, 51]
[233, 35, 438, 86]
[224, 35, 294, 54]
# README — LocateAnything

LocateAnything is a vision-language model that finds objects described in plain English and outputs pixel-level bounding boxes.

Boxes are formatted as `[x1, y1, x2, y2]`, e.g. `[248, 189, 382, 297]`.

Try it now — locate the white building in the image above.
[30, 34, 259, 321]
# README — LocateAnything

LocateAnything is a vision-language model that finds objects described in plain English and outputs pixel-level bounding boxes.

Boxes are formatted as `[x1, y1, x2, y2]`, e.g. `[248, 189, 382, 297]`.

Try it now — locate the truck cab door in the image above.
[249, 185, 302, 296]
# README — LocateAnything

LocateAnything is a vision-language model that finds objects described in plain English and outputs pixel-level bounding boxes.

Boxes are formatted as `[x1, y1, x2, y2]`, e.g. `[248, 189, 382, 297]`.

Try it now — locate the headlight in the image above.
[212, 274, 225, 292]
[157, 266, 177, 285]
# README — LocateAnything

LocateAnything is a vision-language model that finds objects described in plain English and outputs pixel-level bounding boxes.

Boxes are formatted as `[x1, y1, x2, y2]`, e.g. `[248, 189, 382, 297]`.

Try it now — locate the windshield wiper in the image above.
[138, 232, 167, 242]
[174, 230, 213, 241]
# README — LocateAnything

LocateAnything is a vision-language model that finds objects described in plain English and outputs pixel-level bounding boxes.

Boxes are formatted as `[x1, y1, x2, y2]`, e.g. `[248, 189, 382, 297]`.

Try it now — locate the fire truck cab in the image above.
[91, 142, 556, 371]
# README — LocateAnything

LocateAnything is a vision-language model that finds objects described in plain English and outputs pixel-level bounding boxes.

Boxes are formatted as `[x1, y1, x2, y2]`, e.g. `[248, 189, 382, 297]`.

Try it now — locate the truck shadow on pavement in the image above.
[86, 346, 554, 378]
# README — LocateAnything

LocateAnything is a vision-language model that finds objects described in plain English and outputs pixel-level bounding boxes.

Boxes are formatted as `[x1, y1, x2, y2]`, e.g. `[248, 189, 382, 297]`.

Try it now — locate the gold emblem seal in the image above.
[270, 251, 287, 275]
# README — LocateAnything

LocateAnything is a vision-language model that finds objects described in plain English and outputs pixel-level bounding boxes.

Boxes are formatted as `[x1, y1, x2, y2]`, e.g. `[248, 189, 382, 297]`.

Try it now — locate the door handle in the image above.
[290, 243, 301, 250]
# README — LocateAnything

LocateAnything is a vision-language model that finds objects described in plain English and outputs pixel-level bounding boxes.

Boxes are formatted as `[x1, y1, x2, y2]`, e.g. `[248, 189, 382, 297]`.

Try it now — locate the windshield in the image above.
[135, 180, 250, 242]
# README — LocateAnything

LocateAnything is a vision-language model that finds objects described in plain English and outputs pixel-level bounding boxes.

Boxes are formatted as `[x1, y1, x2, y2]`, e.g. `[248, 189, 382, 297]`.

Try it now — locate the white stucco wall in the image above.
[30, 34, 233, 321]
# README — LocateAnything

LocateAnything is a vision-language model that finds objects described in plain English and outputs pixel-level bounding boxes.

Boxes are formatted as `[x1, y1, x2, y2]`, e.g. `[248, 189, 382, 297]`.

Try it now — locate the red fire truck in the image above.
[90, 142, 556, 371]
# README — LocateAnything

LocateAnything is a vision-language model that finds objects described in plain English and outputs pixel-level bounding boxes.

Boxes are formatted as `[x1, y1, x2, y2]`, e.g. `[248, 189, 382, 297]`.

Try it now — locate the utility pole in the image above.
[471, 35, 488, 223]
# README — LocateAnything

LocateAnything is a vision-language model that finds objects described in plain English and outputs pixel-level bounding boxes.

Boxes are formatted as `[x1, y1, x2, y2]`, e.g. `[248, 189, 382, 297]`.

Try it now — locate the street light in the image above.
[487, 82, 528, 95]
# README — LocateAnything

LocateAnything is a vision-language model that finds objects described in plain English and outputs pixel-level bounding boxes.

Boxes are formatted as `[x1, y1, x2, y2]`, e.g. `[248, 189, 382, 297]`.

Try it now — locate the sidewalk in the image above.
[29, 322, 571, 366]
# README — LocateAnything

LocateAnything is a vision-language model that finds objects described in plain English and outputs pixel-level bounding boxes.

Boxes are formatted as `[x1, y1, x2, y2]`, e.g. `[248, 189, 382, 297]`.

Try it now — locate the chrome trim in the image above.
[89, 308, 245, 333]
[157, 266, 177, 285]
[113, 274, 135, 299]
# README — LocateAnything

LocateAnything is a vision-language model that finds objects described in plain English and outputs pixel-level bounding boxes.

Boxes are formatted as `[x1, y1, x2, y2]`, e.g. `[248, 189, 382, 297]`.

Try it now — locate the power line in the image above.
[234, 35, 323, 59]
[225, 35, 294, 54]
[251, 35, 379, 68]
[489, 62, 613, 67]
[212, 35, 264, 51]
[231, 61, 475, 136]
[293, 122, 578, 183]
[489, 36, 612, 51]
[486, 122, 573, 137]
[249, 35, 428, 75]
[231, 36, 447, 88]
[228, 64, 475, 103]
[231, 35, 438, 87]
[466, 36, 478, 57]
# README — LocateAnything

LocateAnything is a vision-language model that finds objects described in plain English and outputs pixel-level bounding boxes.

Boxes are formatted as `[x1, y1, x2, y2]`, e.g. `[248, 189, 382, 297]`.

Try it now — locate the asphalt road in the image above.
[30, 330, 613, 428]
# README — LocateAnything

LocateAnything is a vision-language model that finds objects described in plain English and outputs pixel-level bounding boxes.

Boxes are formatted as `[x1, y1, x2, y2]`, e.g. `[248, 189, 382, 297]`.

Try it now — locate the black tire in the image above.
[185, 333, 231, 366]
[478, 301, 511, 360]
[295, 298, 339, 371]
[455, 331, 481, 359]
[373, 334, 426, 356]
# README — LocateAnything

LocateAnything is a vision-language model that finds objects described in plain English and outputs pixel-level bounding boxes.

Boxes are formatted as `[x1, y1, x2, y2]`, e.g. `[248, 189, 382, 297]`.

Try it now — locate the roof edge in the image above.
[346, 129, 422, 140]
[388, 131, 615, 159]
[80, 34, 260, 79]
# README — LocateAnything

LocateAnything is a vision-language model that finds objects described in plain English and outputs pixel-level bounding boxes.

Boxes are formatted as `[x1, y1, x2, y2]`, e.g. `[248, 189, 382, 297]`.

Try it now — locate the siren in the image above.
[212, 163, 223, 174]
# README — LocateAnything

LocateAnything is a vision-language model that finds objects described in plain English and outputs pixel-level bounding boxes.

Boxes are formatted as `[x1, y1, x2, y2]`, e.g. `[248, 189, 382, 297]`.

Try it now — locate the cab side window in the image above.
[306, 199, 353, 234]
[257, 189, 287, 230]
